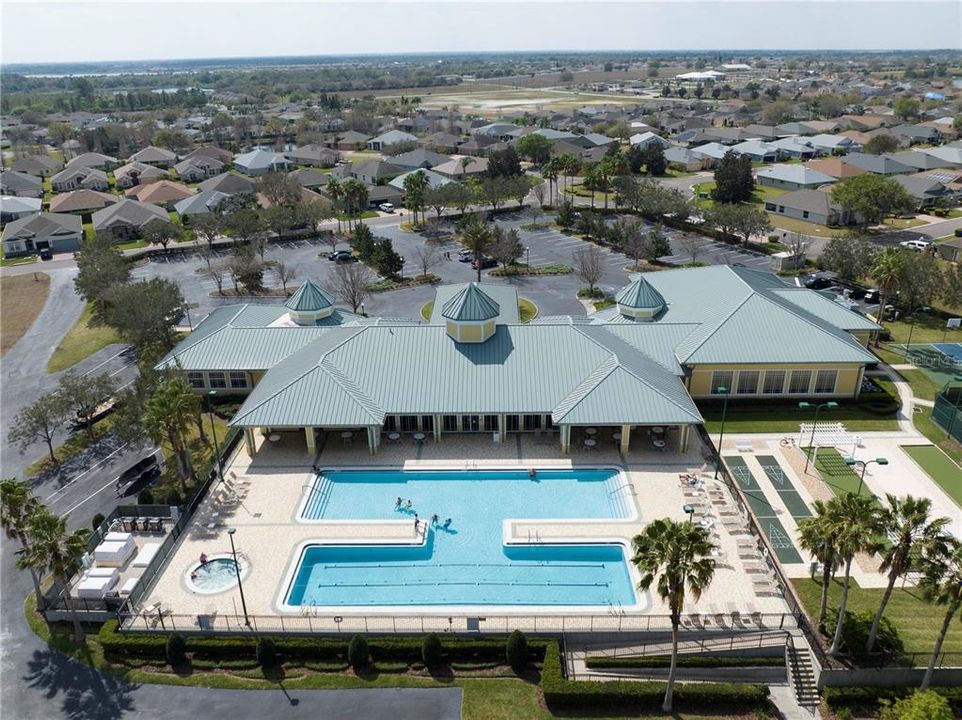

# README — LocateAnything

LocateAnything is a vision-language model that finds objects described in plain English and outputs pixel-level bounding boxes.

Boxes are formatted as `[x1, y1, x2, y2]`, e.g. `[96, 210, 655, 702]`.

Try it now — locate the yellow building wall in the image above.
[460, 324, 482, 342]
[688, 363, 864, 399]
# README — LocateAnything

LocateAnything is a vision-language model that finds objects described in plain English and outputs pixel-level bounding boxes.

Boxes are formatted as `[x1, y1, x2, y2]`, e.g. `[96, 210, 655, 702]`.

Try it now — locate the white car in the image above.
[899, 238, 930, 251]
[378, 203, 395, 213]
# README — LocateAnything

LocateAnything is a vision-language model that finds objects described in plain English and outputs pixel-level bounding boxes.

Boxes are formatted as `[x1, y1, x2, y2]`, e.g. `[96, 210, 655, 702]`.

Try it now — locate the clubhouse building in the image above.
[159, 266, 880, 455]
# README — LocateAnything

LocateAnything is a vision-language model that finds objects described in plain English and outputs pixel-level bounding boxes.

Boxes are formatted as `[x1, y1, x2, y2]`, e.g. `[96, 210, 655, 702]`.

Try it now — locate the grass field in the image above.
[0, 272, 50, 356]
[902, 445, 962, 507]
[47, 303, 122, 372]
[804, 447, 873, 498]
[700, 398, 900, 434]
[416, 86, 643, 115]
[792, 577, 962, 658]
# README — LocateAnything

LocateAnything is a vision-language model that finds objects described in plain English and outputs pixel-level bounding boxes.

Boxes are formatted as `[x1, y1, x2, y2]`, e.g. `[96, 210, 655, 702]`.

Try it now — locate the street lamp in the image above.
[207, 391, 223, 483]
[525, 246, 530, 268]
[844, 457, 888, 496]
[227, 528, 250, 627]
[799, 401, 838, 473]
[904, 306, 931, 357]
[713, 386, 730, 480]
[683, 504, 695, 523]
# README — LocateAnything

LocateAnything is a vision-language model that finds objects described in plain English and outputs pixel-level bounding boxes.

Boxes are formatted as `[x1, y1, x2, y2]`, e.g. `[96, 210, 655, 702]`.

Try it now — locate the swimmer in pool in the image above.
[443, 518, 452, 529]
[431, 513, 439, 526]
[405, 499, 413, 510]
[395, 497, 402, 509]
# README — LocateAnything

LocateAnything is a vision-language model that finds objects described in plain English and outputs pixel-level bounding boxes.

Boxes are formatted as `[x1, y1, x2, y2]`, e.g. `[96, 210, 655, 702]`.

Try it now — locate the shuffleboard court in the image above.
[755, 455, 812, 520]
[724, 456, 803, 564]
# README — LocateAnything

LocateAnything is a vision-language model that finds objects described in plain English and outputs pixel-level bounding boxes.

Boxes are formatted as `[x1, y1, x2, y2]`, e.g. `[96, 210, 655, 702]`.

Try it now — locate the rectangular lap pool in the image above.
[285, 468, 638, 608]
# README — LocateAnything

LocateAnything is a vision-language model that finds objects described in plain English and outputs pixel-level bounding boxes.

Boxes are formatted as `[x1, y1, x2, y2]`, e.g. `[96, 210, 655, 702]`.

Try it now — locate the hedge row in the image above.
[542, 642, 770, 710]
[585, 655, 785, 670]
[99, 622, 547, 665]
[824, 686, 962, 713]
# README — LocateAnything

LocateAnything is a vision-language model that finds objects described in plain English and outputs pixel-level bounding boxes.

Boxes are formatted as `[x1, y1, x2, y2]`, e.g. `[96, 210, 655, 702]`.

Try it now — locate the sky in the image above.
[1, 0, 960, 65]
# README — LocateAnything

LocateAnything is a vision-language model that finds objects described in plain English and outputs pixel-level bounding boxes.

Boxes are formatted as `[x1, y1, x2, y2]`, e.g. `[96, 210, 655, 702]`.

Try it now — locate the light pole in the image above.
[207, 391, 222, 483]
[799, 401, 838, 473]
[844, 457, 888, 496]
[904, 306, 931, 357]
[227, 528, 250, 627]
[713, 386, 729, 480]
[525, 245, 530, 268]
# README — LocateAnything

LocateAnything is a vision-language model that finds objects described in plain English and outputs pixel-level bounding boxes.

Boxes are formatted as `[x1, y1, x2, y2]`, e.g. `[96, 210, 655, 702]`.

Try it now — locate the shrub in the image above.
[137, 489, 154, 504]
[348, 635, 369, 671]
[825, 686, 962, 715]
[91, 513, 105, 531]
[506, 630, 528, 671]
[880, 690, 955, 720]
[165, 633, 187, 666]
[256, 637, 277, 669]
[421, 634, 443, 669]
[823, 609, 904, 660]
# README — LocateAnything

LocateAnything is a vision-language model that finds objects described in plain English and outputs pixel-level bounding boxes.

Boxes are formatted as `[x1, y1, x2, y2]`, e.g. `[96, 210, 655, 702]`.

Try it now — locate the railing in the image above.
[584, 629, 791, 660]
[831, 650, 962, 671]
[118, 610, 796, 636]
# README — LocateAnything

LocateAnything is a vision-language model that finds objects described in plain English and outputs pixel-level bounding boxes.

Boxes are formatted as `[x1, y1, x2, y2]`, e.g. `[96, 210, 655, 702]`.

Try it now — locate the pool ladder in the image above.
[527, 530, 543, 543]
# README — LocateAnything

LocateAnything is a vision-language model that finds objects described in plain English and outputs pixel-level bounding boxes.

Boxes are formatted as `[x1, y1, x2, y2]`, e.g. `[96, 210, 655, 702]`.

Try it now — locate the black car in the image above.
[115, 454, 161, 494]
[39, 248, 53, 261]
[804, 275, 834, 291]
[863, 289, 881, 304]
[471, 256, 497, 270]
[329, 250, 358, 263]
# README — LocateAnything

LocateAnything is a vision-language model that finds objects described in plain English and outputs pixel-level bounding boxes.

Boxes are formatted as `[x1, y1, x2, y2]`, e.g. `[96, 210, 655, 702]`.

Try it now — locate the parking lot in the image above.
[659, 235, 775, 272]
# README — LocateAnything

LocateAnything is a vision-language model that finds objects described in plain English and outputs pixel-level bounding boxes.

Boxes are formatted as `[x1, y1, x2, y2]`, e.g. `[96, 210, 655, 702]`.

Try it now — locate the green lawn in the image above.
[0, 253, 38, 267]
[902, 445, 962, 507]
[792, 577, 962, 658]
[47, 303, 122, 372]
[766, 213, 834, 237]
[804, 447, 873, 498]
[885, 315, 962, 345]
[881, 217, 927, 230]
[700, 396, 900, 435]
[420, 301, 433, 321]
[913, 405, 962, 466]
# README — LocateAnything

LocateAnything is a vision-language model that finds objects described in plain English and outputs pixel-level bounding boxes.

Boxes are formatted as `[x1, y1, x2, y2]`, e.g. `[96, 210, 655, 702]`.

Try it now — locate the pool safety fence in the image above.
[41, 430, 244, 623]
[117, 610, 798, 636]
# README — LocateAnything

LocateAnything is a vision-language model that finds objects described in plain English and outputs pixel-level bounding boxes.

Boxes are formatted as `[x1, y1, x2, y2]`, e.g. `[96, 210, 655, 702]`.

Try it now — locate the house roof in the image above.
[285, 279, 335, 312]
[49, 189, 119, 213]
[440, 283, 500, 322]
[65, 152, 117, 170]
[388, 148, 451, 169]
[756, 165, 836, 186]
[369, 130, 418, 145]
[432, 157, 489, 177]
[174, 190, 229, 216]
[430, 283, 518, 324]
[0, 195, 42, 215]
[1, 170, 43, 191]
[91, 199, 169, 229]
[125, 180, 193, 204]
[198, 172, 256, 194]
[388, 168, 452, 190]
[129, 146, 178, 164]
[803, 158, 866, 179]
[233, 149, 289, 171]
[885, 150, 952, 171]
[114, 162, 169, 183]
[1, 212, 82, 243]
[842, 153, 914, 175]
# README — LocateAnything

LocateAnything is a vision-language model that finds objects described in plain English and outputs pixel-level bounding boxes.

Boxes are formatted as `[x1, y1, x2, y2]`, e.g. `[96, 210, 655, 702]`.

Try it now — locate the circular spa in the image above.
[185, 554, 249, 595]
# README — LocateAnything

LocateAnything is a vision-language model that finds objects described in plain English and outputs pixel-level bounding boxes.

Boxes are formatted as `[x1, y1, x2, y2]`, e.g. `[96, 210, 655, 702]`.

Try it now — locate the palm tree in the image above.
[326, 176, 343, 235]
[341, 179, 368, 232]
[1, 479, 46, 608]
[918, 539, 962, 690]
[827, 493, 883, 655]
[541, 158, 560, 205]
[19, 510, 90, 641]
[143, 376, 200, 493]
[870, 247, 905, 345]
[402, 170, 430, 226]
[460, 215, 493, 283]
[867, 495, 949, 653]
[797, 499, 840, 630]
[632, 518, 715, 713]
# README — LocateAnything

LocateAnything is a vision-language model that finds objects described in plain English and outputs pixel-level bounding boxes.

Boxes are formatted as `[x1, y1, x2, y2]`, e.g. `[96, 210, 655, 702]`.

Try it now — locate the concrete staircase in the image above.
[787, 643, 819, 707]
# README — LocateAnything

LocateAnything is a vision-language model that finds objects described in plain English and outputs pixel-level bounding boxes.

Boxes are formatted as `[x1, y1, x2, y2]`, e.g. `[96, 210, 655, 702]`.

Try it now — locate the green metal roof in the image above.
[440, 283, 500, 322]
[285, 279, 335, 312]
[615, 276, 666, 311]
[430, 283, 518, 324]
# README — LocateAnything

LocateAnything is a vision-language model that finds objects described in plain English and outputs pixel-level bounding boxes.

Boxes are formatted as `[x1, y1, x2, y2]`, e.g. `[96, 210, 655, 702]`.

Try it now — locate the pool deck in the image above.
[136, 432, 795, 632]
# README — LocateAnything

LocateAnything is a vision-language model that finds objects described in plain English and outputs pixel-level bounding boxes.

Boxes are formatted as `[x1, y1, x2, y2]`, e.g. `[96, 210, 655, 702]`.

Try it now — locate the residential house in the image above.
[890, 124, 941, 146]
[364, 185, 404, 209]
[389, 149, 451, 171]
[345, 160, 405, 185]
[419, 132, 463, 154]
[730, 140, 780, 163]
[174, 190, 230, 220]
[473, 123, 518, 141]
[936, 237, 962, 263]
[920, 146, 962, 167]
[183, 146, 233, 164]
[664, 147, 706, 172]
[742, 125, 779, 141]
[289, 168, 330, 189]
[50, 165, 109, 192]
[806, 134, 859, 155]
[432, 157, 489, 180]
[1, 212, 83, 257]
[91, 199, 170, 240]
[764, 188, 853, 226]
[0, 195, 42, 224]
[768, 137, 818, 160]
[174, 155, 225, 183]
[0, 170, 43, 198]
[775, 122, 820, 136]
[322, 131, 370, 151]
[366, 130, 418, 151]
[549, 140, 609, 163]
[113, 161, 169, 188]
[125, 180, 194, 208]
[689, 142, 733, 166]
[129, 145, 178, 168]
[756, 165, 836, 190]
[388, 169, 453, 191]
[841, 114, 890, 131]
[885, 150, 954, 172]
[198, 172, 256, 195]
[64, 152, 118, 171]
[284, 144, 338, 168]
[892, 175, 953, 211]
[233, 149, 291, 176]
[629, 132, 670, 149]
[10, 155, 63, 177]
[458, 134, 499, 156]
[803, 158, 866, 180]
[841, 153, 915, 175]
[256, 186, 326, 209]
[48, 189, 118, 218]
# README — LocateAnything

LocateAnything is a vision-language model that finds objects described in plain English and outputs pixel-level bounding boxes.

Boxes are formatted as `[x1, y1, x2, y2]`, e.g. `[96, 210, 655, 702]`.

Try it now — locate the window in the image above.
[442, 415, 457, 432]
[505, 415, 520, 432]
[207, 372, 226, 389]
[462, 415, 481, 432]
[399, 415, 418, 432]
[765, 202, 776, 211]
[523, 415, 543, 431]
[187, 372, 205, 389]
[710, 371, 733, 395]
[763, 371, 786, 395]
[788, 370, 812, 395]
[383, 416, 397, 431]
[229, 371, 248, 389]
[778, 205, 785, 213]
[802, 211, 810, 219]
[420, 416, 434, 433]
[736, 371, 760, 395]
[814, 369, 837, 394]
[483, 415, 499, 432]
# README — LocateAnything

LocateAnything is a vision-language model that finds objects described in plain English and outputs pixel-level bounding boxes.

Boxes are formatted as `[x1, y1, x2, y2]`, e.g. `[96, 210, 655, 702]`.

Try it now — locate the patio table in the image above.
[584, 427, 597, 436]
[413, 432, 426, 443]
[584, 438, 597, 449]
[388, 432, 401, 443]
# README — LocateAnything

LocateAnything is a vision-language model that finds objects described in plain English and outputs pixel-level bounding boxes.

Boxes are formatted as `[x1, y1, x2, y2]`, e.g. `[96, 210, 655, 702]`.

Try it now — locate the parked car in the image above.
[115, 453, 161, 495]
[378, 203, 395, 213]
[457, 249, 474, 263]
[803, 275, 834, 291]
[328, 250, 358, 263]
[39, 248, 53, 261]
[863, 289, 880, 304]
[471, 256, 497, 270]
[900, 238, 931, 252]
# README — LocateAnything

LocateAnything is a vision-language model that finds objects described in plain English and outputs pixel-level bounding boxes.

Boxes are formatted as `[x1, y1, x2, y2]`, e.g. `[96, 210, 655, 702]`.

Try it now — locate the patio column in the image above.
[497, 414, 506, 443]
[680, 425, 690, 452]
[367, 426, 381, 455]
[243, 428, 256, 455]
[559, 424, 571, 453]
[620, 424, 631, 454]
[305, 427, 316, 454]
[433, 415, 442, 442]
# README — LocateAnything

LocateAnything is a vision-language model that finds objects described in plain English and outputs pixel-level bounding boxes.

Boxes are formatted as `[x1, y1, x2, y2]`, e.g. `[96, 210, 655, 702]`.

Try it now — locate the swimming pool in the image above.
[285, 468, 639, 609]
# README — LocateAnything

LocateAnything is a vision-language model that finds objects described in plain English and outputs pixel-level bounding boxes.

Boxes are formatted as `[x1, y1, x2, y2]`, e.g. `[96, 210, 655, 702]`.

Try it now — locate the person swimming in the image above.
[395, 497, 403, 508]
[528, 468, 537, 478]
[405, 499, 413, 510]
[431, 513, 439, 526]
[443, 518, 452, 529]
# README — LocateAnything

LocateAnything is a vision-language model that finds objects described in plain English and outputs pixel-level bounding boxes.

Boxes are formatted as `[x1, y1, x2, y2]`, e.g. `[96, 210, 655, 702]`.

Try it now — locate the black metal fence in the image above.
[932, 387, 962, 443]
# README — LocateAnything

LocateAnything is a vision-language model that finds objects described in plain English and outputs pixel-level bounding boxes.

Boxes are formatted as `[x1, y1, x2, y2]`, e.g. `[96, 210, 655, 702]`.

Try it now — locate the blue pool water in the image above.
[287, 469, 637, 607]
